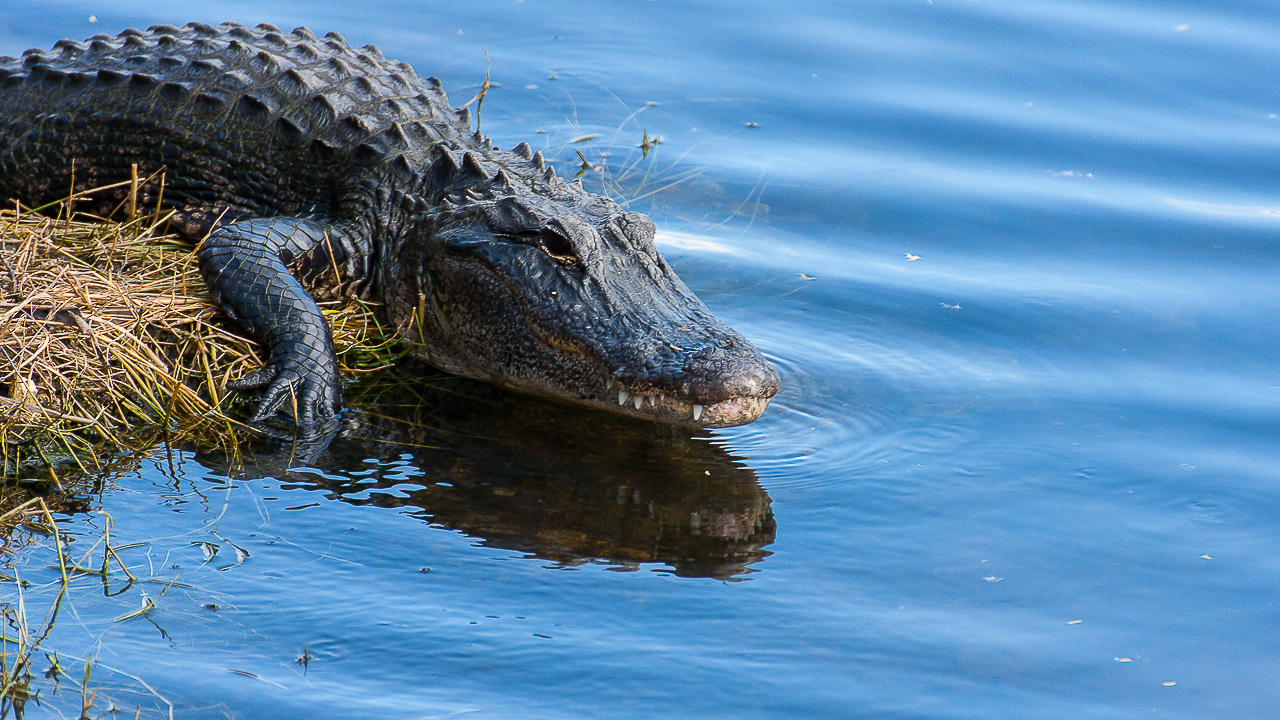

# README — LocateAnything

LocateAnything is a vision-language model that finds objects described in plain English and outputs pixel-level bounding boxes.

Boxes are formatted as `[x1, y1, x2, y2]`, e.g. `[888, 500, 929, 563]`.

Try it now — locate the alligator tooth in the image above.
[692, 404, 703, 421]
[647, 395, 656, 407]
[606, 378, 613, 390]
[618, 390, 629, 406]
[634, 395, 643, 409]
[659, 394, 665, 403]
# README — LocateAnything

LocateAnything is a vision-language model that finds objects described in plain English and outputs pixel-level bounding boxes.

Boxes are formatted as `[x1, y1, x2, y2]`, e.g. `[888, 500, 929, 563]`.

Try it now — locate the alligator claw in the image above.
[228, 360, 342, 426]
[249, 378, 297, 422]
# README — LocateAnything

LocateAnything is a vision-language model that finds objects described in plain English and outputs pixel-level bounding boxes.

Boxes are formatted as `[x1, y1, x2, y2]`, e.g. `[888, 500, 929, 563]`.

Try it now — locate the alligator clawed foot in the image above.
[226, 363, 343, 426]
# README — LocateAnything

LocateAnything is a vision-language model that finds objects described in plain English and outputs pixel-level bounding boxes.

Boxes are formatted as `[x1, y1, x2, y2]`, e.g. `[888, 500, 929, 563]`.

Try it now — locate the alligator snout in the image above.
[682, 338, 780, 427]
[601, 334, 780, 428]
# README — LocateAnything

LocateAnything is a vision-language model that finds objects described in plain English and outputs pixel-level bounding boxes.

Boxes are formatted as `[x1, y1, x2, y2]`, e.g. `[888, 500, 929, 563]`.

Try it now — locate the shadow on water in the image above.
[199, 365, 777, 579]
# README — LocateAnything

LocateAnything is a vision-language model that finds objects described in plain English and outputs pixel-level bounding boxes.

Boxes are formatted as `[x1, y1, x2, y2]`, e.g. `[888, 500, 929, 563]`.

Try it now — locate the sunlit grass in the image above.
[0, 195, 400, 480]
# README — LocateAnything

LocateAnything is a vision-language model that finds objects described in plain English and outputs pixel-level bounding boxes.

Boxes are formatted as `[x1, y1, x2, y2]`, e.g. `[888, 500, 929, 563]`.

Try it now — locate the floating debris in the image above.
[193, 542, 219, 562]
[637, 130, 662, 158]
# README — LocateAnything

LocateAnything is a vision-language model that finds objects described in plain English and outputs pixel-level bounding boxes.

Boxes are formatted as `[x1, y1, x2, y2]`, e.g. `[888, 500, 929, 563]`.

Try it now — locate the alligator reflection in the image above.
[207, 370, 776, 579]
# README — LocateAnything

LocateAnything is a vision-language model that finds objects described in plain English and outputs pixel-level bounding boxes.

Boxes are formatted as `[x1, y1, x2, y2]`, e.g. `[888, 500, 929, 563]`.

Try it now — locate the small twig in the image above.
[617, 169, 703, 207]
[128, 163, 139, 223]
[107, 546, 138, 583]
[31, 444, 64, 492]
[34, 498, 69, 587]
[154, 170, 166, 219]
[0, 498, 42, 525]
[65, 159, 76, 234]
[0, 397, 95, 425]
[461, 49, 492, 131]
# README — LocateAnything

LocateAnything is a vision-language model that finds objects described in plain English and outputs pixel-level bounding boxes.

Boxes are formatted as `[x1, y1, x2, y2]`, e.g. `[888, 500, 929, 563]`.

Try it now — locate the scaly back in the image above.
[0, 22, 467, 236]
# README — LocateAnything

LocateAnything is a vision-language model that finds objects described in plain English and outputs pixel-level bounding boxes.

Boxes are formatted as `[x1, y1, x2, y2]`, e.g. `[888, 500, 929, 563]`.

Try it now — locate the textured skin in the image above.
[0, 22, 780, 428]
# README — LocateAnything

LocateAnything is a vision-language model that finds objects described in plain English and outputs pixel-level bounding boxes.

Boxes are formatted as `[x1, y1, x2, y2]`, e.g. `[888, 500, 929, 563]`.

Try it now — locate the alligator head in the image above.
[380, 144, 780, 428]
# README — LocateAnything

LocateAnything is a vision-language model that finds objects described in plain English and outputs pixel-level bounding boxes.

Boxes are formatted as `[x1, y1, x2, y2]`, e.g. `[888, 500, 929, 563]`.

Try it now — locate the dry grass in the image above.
[0, 199, 399, 478]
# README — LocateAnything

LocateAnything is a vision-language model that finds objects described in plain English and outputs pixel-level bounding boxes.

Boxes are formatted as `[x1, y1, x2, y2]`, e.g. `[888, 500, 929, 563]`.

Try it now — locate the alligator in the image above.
[0, 22, 779, 428]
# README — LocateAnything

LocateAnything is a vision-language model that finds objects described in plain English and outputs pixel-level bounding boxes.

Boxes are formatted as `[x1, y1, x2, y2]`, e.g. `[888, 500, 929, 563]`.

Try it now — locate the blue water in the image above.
[3, 1, 1278, 717]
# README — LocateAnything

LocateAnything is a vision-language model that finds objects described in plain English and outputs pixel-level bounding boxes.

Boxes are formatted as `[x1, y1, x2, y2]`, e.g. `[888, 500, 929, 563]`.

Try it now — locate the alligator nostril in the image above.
[690, 345, 721, 361]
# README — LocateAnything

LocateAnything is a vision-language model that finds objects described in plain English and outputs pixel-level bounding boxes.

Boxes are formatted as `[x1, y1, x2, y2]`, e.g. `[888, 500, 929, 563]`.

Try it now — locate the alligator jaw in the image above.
[595, 379, 775, 428]
[515, 310, 781, 428]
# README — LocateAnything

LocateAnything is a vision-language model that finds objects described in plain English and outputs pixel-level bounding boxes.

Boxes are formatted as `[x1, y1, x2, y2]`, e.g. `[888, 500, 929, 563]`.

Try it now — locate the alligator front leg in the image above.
[197, 218, 345, 424]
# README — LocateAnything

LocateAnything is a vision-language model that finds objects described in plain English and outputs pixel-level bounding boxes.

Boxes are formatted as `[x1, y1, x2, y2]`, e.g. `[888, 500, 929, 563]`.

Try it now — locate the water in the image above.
[2, 1, 1278, 717]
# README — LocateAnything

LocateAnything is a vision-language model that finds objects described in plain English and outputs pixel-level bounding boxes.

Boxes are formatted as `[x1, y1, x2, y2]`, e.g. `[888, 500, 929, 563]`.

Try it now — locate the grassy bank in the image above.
[0, 203, 398, 479]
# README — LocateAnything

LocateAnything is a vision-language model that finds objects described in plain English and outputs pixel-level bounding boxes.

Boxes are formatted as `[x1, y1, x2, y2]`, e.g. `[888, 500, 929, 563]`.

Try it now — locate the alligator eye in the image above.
[497, 228, 580, 266]
[539, 228, 579, 266]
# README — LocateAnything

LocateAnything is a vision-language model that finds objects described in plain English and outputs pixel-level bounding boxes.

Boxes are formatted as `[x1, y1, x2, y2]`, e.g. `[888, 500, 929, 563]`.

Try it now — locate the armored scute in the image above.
[0, 22, 779, 427]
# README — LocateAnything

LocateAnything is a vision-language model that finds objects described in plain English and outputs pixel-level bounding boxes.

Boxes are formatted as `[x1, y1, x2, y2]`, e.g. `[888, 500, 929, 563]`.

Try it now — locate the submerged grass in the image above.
[0, 491, 181, 719]
[0, 197, 400, 479]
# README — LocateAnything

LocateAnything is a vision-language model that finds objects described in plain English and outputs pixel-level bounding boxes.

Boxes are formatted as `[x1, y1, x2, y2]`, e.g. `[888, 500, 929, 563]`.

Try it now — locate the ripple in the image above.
[885, 424, 977, 455]
[715, 326, 986, 489]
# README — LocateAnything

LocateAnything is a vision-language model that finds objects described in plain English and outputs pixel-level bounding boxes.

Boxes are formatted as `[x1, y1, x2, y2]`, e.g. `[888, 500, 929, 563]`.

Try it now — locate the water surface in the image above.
[1, 1, 1277, 717]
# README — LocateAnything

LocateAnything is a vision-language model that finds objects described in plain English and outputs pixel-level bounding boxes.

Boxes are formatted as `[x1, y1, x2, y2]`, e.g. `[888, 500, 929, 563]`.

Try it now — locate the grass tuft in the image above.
[0, 201, 398, 478]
